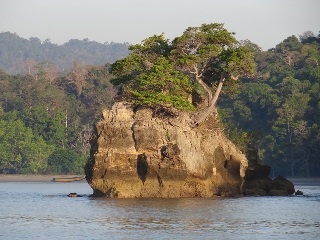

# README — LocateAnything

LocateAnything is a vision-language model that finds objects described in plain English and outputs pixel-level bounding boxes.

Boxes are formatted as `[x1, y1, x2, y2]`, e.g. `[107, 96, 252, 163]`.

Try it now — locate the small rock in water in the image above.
[68, 192, 82, 197]
[295, 190, 303, 196]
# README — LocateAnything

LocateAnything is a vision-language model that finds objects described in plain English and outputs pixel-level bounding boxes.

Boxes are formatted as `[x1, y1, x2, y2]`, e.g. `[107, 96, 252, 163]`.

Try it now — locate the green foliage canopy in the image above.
[219, 31, 320, 177]
[111, 34, 194, 110]
[111, 23, 256, 120]
[0, 64, 115, 174]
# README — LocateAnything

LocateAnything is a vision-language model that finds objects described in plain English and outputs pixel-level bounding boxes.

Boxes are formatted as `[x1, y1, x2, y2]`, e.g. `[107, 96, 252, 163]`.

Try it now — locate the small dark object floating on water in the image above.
[52, 176, 85, 182]
[67, 192, 82, 197]
[295, 190, 303, 195]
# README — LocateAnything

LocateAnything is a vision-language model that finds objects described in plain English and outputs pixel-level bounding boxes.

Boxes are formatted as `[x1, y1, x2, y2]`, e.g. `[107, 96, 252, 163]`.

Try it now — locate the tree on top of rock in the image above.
[110, 23, 256, 125]
[110, 34, 194, 111]
[171, 23, 256, 125]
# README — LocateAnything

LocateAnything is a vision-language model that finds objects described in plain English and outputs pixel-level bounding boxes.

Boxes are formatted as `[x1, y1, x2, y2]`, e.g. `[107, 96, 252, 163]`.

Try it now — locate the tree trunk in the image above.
[211, 77, 225, 107]
[305, 159, 310, 177]
[287, 120, 292, 143]
[192, 77, 225, 126]
[196, 75, 212, 104]
[291, 163, 295, 177]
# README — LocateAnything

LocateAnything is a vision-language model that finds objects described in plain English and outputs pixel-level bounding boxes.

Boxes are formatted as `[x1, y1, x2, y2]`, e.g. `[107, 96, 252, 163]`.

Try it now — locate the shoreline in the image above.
[0, 174, 319, 185]
[0, 174, 86, 182]
[287, 177, 320, 186]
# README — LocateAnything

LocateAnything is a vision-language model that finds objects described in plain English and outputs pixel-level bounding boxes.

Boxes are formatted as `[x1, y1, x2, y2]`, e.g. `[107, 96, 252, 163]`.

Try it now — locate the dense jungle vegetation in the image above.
[0, 61, 116, 174]
[0, 30, 319, 176]
[220, 32, 320, 177]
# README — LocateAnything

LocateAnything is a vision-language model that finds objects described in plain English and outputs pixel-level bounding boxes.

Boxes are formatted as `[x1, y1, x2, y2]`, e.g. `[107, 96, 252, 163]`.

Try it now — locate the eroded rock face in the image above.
[85, 102, 248, 198]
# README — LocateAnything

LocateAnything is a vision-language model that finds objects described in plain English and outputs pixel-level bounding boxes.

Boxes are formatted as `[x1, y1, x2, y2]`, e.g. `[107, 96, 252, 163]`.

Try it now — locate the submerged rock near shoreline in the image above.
[85, 102, 294, 198]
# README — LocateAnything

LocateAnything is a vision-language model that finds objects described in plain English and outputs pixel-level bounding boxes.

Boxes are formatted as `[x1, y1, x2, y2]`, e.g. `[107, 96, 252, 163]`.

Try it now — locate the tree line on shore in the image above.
[0, 27, 319, 177]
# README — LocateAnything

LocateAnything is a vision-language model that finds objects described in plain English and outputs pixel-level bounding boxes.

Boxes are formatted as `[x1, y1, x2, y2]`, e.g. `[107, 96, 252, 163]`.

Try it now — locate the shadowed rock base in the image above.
[244, 164, 295, 196]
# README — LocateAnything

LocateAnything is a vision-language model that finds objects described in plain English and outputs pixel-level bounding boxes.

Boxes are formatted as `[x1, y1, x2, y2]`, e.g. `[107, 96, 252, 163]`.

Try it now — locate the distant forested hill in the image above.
[0, 32, 130, 74]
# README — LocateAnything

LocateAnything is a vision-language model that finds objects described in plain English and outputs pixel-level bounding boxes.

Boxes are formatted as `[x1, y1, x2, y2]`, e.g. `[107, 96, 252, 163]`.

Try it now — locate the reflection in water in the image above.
[0, 182, 319, 239]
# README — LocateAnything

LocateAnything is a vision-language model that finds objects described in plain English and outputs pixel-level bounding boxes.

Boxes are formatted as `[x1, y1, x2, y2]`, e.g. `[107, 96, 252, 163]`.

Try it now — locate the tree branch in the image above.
[193, 64, 213, 104]
[191, 76, 225, 127]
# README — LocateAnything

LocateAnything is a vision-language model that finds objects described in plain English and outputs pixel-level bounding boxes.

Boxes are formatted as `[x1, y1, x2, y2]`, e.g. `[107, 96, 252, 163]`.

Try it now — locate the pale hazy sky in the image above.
[1, 0, 319, 50]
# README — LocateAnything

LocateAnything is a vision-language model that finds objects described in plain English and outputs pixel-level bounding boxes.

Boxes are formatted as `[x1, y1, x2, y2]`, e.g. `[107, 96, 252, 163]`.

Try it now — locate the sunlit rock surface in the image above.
[85, 102, 249, 198]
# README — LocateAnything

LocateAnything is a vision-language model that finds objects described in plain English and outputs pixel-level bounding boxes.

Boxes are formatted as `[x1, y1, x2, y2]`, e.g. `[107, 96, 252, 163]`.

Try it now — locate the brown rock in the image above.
[269, 175, 295, 195]
[243, 145, 295, 196]
[85, 102, 248, 198]
[244, 175, 295, 196]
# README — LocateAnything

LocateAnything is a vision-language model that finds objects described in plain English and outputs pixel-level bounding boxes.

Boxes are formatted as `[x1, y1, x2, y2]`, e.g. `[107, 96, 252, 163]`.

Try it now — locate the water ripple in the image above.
[1, 182, 319, 240]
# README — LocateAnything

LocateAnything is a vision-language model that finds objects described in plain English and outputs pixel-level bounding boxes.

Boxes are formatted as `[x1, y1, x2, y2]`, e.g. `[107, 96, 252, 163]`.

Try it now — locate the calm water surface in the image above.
[0, 180, 319, 240]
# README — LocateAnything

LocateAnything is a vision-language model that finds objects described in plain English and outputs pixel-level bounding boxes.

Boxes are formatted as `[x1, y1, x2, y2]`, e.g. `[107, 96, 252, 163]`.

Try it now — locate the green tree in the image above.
[0, 118, 53, 173]
[111, 34, 171, 85]
[111, 34, 193, 111]
[171, 23, 256, 125]
[81, 64, 116, 116]
[111, 23, 256, 124]
[127, 57, 194, 110]
[20, 136, 54, 174]
[23, 106, 50, 138]
[47, 148, 84, 174]
[46, 109, 67, 147]
[276, 35, 303, 52]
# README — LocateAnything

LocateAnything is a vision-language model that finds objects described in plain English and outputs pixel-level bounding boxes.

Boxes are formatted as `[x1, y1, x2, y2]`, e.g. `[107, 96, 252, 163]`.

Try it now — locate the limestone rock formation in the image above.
[85, 102, 249, 198]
